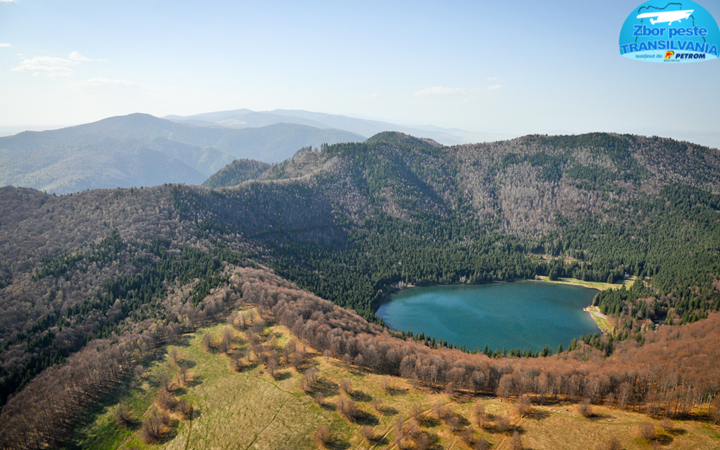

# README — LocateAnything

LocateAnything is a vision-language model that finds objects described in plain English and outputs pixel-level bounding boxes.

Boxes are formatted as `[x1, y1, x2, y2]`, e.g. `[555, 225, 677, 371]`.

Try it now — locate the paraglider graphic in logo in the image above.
[619, 0, 719, 63]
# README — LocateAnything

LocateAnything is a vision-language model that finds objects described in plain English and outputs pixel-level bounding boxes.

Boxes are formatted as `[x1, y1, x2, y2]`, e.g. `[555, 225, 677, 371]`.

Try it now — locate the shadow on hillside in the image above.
[668, 427, 687, 436]
[175, 334, 193, 347]
[381, 406, 399, 417]
[354, 411, 379, 426]
[173, 386, 188, 396]
[321, 402, 336, 412]
[273, 370, 293, 381]
[186, 374, 204, 388]
[172, 358, 196, 368]
[656, 434, 674, 445]
[420, 415, 440, 427]
[325, 438, 351, 450]
[387, 386, 409, 396]
[315, 378, 339, 397]
[456, 415, 471, 428]
[64, 352, 160, 449]
[527, 409, 550, 420]
[587, 412, 613, 421]
[350, 390, 372, 402]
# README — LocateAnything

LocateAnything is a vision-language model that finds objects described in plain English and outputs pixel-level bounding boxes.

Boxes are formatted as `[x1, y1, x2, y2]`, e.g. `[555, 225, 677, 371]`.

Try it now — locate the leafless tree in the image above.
[510, 431, 524, 450]
[218, 326, 234, 353]
[336, 396, 359, 421]
[157, 390, 178, 411]
[474, 436, 490, 450]
[340, 378, 353, 395]
[360, 426, 378, 442]
[176, 398, 193, 419]
[496, 413, 512, 433]
[291, 348, 305, 369]
[408, 404, 422, 420]
[637, 422, 656, 441]
[178, 362, 190, 386]
[114, 404, 133, 426]
[381, 376, 392, 393]
[474, 402, 488, 428]
[140, 410, 170, 444]
[432, 401, 446, 419]
[459, 427, 474, 445]
[158, 372, 172, 392]
[202, 332, 216, 351]
[659, 417, 673, 432]
[596, 436, 622, 450]
[267, 356, 278, 379]
[515, 394, 532, 416]
[168, 348, 181, 365]
[371, 396, 383, 411]
[578, 398, 593, 418]
[314, 425, 331, 447]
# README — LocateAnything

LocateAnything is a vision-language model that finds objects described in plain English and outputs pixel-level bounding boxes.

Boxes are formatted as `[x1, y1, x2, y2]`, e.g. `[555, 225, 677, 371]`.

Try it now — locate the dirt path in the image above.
[366, 401, 462, 450]
[242, 397, 290, 450]
[494, 415, 524, 450]
[183, 419, 193, 450]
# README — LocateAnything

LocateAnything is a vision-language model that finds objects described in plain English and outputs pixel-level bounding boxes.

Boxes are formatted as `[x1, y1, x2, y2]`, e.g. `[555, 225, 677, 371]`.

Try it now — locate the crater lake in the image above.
[376, 281, 601, 353]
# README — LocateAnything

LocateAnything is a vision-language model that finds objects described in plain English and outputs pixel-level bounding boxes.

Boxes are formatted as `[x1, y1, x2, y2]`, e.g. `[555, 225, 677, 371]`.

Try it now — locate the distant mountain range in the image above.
[0, 113, 364, 194]
[164, 108, 505, 146]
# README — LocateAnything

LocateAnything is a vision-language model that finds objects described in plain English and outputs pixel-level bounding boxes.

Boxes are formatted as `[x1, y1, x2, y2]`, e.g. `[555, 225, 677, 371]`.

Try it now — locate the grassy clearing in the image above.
[535, 275, 635, 292]
[67, 306, 720, 450]
[66, 314, 349, 450]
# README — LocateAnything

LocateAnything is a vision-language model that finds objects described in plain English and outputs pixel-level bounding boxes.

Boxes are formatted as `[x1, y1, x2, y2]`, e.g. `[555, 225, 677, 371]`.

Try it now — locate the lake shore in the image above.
[378, 276, 624, 335]
[583, 305, 614, 333]
[531, 275, 629, 291]
[378, 280, 601, 352]
[531, 276, 627, 333]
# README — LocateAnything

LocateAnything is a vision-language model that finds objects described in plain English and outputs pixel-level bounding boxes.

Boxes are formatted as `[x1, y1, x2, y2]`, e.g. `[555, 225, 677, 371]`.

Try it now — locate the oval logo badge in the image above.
[619, 0, 719, 63]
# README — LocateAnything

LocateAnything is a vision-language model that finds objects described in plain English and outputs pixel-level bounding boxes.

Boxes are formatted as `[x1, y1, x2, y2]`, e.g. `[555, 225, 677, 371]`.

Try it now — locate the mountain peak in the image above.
[365, 131, 442, 148]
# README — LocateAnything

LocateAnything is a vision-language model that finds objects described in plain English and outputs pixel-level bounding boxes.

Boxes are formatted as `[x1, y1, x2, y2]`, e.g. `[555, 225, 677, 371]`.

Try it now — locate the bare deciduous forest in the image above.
[1, 132, 720, 447]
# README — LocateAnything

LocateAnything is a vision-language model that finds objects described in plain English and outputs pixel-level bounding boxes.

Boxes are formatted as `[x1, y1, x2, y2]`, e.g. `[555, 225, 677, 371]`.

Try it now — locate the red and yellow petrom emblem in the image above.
[664, 51, 675, 59]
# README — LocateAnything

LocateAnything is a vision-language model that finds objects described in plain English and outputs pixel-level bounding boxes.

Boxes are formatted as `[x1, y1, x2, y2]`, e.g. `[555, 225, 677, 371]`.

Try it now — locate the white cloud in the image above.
[0, 0, 19, 3]
[485, 84, 503, 90]
[68, 51, 92, 62]
[11, 52, 95, 77]
[0, 43, 11, 48]
[414, 86, 466, 96]
[12, 56, 79, 77]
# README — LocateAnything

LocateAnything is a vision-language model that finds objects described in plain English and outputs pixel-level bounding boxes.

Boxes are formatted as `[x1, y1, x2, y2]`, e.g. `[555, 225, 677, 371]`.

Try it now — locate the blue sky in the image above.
[1, 0, 719, 146]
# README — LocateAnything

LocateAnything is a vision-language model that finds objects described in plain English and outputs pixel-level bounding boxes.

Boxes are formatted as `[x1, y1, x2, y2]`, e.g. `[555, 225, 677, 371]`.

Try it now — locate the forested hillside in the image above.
[201, 158, 272, 188]
[1, 131, 720, 447]
[0, 114, 365, 194]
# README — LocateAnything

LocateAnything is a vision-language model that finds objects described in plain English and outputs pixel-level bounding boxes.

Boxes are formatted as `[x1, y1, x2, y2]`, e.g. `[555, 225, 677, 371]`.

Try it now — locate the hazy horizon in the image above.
[1, 0, 719, 148]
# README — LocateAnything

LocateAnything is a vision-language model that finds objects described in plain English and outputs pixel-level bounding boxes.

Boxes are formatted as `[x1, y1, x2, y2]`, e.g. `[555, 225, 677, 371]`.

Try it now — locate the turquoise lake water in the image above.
[376, 281, 600, 353]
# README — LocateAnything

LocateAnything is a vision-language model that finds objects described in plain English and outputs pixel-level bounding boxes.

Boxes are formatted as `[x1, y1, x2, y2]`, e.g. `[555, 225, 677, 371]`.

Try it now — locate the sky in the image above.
[1, 0, 719, 146]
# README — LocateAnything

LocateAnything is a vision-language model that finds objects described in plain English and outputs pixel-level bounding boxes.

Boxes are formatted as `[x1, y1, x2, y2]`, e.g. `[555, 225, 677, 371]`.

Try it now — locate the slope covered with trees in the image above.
[201, 158, 272, 188]
[1, 132, 720, 447]
[0, 114, 366, 194]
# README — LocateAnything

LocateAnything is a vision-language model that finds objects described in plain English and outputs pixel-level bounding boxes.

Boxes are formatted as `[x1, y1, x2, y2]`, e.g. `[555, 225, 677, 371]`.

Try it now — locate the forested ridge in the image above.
[2, 131, 720, 447]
